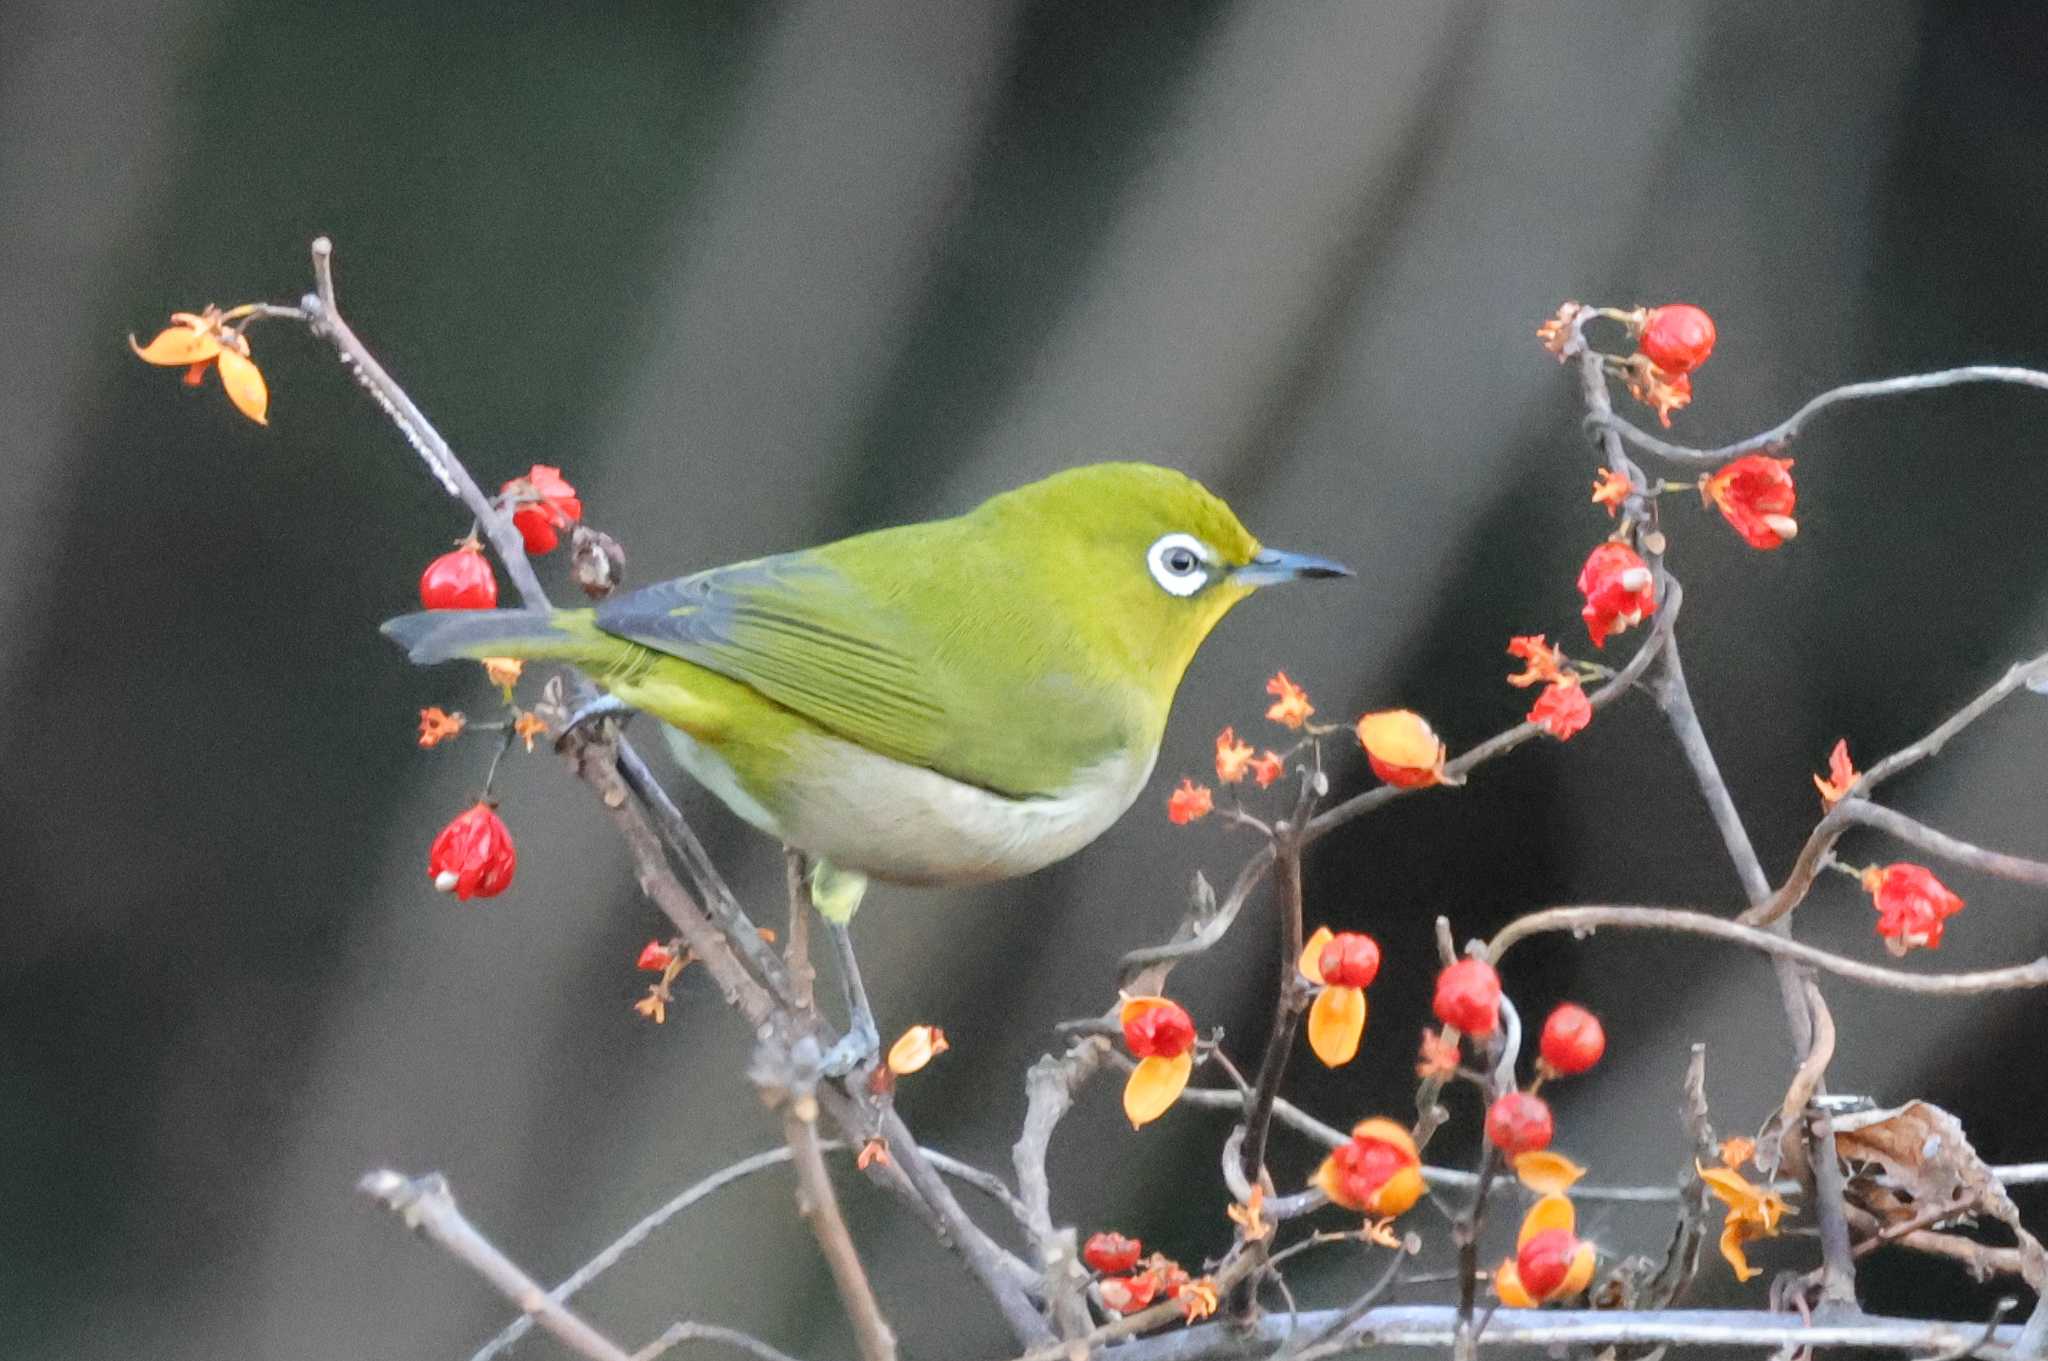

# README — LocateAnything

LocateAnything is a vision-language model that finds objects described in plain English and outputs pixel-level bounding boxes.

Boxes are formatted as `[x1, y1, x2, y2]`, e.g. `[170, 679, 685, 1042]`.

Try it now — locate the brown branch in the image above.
[1592, 365, 2048, 466]
[1488, 904, 2048, 994]
[776, 1089, 898, 1361]
[1841, 802, 2048, 887]
[358, 1170, 635, 1361]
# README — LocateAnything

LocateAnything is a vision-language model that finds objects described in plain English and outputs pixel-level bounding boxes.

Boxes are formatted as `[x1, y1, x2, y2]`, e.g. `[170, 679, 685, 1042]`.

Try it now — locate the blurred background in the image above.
[7, 2, 2048, 1357]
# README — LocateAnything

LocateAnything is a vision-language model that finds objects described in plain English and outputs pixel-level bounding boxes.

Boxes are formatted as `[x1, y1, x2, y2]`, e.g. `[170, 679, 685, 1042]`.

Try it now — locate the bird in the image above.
[383, 462, 1347, 922]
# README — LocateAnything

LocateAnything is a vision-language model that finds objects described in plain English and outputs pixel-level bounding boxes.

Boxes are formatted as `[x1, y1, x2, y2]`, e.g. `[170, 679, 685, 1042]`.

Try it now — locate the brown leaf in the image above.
[1834, 1099, 2047, 1291]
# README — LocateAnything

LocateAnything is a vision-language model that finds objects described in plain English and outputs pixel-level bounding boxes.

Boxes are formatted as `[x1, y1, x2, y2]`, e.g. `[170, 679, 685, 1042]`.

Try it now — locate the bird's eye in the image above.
[1146, 533, 1211, 597]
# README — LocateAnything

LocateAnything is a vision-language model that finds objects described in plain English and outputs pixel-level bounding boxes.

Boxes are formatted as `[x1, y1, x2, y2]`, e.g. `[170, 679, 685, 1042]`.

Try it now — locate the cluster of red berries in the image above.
[414, 464, 601, 902]
[1426, 957, 1606, 1159]
[1080, 1232, 1200, 1316]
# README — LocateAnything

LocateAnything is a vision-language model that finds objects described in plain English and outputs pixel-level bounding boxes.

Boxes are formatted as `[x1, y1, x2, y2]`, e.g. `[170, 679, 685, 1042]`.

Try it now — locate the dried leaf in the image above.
[1834, 1100, 2047, 1291]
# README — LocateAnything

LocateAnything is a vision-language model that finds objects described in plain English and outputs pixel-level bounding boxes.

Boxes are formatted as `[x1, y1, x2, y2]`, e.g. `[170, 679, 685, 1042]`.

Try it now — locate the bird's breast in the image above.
[747, 729, 1157, 887]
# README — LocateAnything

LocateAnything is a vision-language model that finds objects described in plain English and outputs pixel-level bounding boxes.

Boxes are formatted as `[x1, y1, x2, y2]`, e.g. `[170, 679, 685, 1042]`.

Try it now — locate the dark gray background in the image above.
[5, 3, 2048, 1357]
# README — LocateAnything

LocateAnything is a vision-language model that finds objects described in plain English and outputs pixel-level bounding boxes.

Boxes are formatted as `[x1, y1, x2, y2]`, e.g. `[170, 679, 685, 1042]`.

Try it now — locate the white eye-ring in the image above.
[1146, 532, 1212, 597]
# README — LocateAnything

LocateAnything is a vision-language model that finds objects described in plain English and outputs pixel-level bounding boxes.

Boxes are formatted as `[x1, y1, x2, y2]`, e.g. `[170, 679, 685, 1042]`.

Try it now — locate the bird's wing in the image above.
[594, 547, 1105, 798]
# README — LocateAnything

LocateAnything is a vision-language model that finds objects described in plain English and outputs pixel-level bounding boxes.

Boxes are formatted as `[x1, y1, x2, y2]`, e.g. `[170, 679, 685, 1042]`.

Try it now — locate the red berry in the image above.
[1122, 999, 1196, 1059]
[428, 801, 517, 900]
[1485, 1091, 1553, 1155]
[1539, 1004, 1606, 1076]
[636, 940, 677, 972]
[1318, 932, 1382, 989]
[1638, 304, 1716, 374]
[1097, 1274, 1157, 1314]
[419, 542, 499, 610]
[1432, 958, 1501, 1035]
[1516, 1228, 1579, 1301]
[512, 505, 560, 555]
[501, 464, 583, 556]
[1082, 1231, 1142, 1275]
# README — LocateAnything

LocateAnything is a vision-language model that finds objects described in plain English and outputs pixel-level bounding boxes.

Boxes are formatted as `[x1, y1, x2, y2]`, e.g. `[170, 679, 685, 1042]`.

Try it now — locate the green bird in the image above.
[383, 463, 1347, 921]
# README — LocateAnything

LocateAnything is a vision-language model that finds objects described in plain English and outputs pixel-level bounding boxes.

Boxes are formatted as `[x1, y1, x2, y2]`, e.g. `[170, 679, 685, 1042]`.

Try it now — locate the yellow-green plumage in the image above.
[383, 463, 1345, 912]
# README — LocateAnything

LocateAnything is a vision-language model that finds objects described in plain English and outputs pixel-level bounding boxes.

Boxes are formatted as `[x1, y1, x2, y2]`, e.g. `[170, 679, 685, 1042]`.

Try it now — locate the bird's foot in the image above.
[560, 692, 635, 741]
[820, 1012, 881, 1079]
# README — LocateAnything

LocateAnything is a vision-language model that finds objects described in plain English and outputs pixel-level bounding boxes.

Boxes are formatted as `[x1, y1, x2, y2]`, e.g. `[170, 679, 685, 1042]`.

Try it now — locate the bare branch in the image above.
[1490, 904, 2048, 994]
[1843, 802, 2048, 887]
[633, 1321, 809, 1361]
[1082, 1305, 2031, 1361]
[358, 1170, 634, 1361]
[1594, 365, 2048, 466]
[776, 1090, 898, 1361]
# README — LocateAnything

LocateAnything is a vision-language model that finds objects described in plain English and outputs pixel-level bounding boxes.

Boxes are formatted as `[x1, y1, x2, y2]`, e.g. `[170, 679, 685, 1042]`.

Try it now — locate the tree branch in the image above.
[777, 1090, 898, 1361]
[358, 1170, 635, 1361]
[1488, 904, 2048, 994]
[1592, 364, 2048, 466]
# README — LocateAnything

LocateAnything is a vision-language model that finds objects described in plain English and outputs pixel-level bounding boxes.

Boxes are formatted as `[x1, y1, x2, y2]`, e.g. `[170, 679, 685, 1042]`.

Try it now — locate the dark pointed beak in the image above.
[1231, 546, 1353, 587]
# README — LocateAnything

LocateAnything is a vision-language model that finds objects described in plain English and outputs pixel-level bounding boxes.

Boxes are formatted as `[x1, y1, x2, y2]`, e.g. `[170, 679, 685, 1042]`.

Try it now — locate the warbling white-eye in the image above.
[383, 462, 1348, 921]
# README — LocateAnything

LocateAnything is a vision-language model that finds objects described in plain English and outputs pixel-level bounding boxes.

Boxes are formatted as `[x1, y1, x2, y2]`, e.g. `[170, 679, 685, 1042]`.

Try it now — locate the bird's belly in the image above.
[664, 724, 1154, 887]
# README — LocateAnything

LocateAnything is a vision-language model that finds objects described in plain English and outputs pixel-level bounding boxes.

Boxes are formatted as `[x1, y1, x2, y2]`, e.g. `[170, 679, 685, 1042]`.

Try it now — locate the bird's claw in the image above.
[560, 693, 634, 742]
[820, 1015, 881, 1079]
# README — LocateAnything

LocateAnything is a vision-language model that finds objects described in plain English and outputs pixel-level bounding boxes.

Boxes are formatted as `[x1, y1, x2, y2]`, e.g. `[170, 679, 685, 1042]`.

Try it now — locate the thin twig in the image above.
[1839, 802, 2048, 887]
[1488, 904, 2048, 995]
[778, 1090, 898, 1361]
[633, 1321, 808, 1361]
[358, 1170, 634, 1361]
[1593, 365, 2048, 466]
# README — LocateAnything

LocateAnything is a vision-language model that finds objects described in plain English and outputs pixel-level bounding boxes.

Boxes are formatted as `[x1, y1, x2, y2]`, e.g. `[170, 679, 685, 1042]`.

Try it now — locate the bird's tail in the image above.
[380, 607, 625, 668]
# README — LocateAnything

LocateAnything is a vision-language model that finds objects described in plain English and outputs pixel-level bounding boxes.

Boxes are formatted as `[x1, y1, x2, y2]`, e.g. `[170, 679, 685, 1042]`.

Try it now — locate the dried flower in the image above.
[1166, 779, 1213, 825]
[1862, 862, 1965, 955]
[1536, 301, 1590, 360]
[131, 306, 269, 424]
[1698, 1161, 1789, 1281]
[1814, 739, 1858, 809]
[1083, 1232, 1143, 1275]
[1590, 468, 1633, 516]
[1701, 454, 1798, 549]
[1506, 635, 1567, 689]
[417, 707, 466, 748]
[1214, 727, 1254, 783]
[1623, 357, 1691, 427]
[513, 711, 549, 752]
[1577, 541, 1656, 648]
[1415, 1027, 1461, 1080]
[483, 656, 525, 694]
[1529, 679, 1592, 741]
[571, 524, 626, 598]
[1265, 672, 1314, 729]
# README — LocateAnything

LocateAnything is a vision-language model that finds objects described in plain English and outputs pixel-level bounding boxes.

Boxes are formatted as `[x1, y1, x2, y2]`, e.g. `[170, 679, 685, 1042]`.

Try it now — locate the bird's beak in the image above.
[1231, 546, 1353, 588]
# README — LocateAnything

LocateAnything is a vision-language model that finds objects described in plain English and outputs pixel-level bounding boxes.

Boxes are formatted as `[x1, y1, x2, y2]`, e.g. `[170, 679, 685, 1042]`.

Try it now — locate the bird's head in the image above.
[975, 462, 1350, 702]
